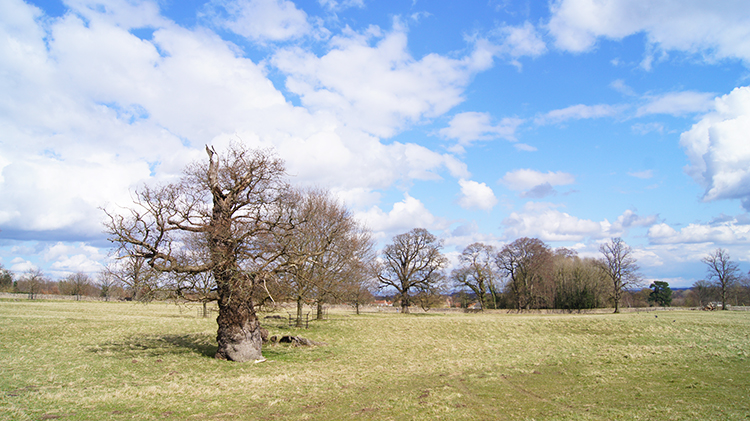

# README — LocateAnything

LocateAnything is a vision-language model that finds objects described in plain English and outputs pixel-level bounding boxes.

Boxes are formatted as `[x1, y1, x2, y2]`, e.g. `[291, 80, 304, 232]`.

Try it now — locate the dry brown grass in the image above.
[1, 300, 749, 420]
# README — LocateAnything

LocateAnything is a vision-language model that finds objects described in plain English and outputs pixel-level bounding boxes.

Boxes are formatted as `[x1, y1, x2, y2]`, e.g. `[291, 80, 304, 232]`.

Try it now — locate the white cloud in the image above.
[43, 242, 107, 277]
[492, 21, 547, 67]
[628, 170, 653, 179]
[520, 183, 557, 199]
[547, 0, 750, 66]
[355, 194, 450, 237]
[648, 220, 750, 245]
[0, 1, 480, 244]
[501, 169, 575, 191]
[502, 205, 656, 242]
[64, 0, 168, 28]
[206, 0, 311, 42]
[457, 179, 497, 211]
[611, 209, 658, 232]
[438, 112, 523, 153]
[272, 20, 495, 138]
[680, 86, 750, 209]
[631, 122, 664, 135]
[10, 258, 37, 273]
[502, 203, 607, 242]
[513, 143, 538, 152]
[637, 91, 715, 116]
[535, 103, 621, 125]
[318, 0, 365, 12]
[611, 79, 637, 96]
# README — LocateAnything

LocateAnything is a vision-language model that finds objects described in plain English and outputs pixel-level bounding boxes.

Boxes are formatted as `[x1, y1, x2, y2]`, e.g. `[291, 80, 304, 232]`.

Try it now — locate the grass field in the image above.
[1, 300, 749, 420]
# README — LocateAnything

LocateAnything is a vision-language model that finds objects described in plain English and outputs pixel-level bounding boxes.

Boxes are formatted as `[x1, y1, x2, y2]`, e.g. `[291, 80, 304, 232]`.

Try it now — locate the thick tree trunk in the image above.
[296, 296, 303, 327]
[613, 281, 621, 313]
[316, 301, 324, 320]
[215, 282, 263, 362]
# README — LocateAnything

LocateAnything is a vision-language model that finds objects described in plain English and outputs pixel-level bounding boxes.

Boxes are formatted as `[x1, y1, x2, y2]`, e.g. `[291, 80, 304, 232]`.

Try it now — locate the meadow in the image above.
[1, 300, 749, 420]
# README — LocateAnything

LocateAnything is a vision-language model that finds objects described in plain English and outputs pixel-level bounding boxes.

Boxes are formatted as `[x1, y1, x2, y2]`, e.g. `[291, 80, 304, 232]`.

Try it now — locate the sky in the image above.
[1, 0, 750, 288]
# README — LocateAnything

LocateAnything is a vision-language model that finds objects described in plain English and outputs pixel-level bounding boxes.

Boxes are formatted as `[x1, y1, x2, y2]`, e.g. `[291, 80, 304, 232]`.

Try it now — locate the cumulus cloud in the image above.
[0, 0, 480, 245]
[648, 220, 750, 245]
[502, 203, 607, 242]
[438, 112, 523, 153]
[271, 20, 495, 138]
[680, 86, 750, 209]
[502, 205, 657, 242]
[10, 258, 37, 273]
[457, 179, 498, 211]
[43, 242, 107, 277]
[547, 0, 750, 66]
[355, 194, 450, 238]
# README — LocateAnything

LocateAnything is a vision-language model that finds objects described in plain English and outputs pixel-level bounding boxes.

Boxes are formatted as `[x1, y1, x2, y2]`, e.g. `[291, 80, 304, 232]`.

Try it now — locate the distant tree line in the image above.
[373, 232, 750, 313]
[3, 236, 749, 314]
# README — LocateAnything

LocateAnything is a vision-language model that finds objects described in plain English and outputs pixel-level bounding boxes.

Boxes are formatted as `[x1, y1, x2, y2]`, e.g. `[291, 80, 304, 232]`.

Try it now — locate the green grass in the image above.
[1, 300, 749, 420]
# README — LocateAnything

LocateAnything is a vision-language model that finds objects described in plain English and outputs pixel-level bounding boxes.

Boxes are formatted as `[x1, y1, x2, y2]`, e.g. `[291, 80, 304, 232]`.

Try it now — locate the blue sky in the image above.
[2, 0, 750, 287]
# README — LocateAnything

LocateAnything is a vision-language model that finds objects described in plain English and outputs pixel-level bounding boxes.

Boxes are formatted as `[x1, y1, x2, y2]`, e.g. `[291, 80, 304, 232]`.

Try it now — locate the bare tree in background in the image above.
[97, 270, 119, 301]
[599, 237, 643, 313]
[377, 228, 447, 313]
[702, 248, 740, 310]
[59, 272, 93, 300]
[496, 237, 554, 311]
[553, 249, 608, 311]
[104, 254, 161, 302]
[279, 189, 375, 325]
[17, 268, 45, 299]
[451, 243, 499, 310]
[0, 263, 13, 292]
[105, 144, 292, 362]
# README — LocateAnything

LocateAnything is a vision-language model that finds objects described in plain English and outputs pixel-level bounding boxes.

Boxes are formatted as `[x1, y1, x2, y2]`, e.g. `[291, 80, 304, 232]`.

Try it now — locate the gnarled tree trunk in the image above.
[215, 279, 263, 361]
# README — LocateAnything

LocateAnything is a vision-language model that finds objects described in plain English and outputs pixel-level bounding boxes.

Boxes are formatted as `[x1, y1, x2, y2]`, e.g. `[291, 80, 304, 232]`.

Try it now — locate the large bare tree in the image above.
[702, 248, 740, 310]
[105, 144, 291, 362]
[377, 228, 447, 313]
[599, 237, 642, 313]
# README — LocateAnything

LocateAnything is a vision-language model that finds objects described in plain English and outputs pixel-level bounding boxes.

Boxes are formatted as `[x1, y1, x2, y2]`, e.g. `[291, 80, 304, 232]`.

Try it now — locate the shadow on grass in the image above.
[89, 333, 217, 359]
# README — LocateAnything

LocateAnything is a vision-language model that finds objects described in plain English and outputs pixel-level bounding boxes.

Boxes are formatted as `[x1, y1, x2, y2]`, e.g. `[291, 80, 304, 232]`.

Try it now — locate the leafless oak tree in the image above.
[702, 248, 740, 310]
[599, 237, 642, 313]
[377, 228, 447, 313]
[451, 243, 499, 310]
[105, 144, 292, 362]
